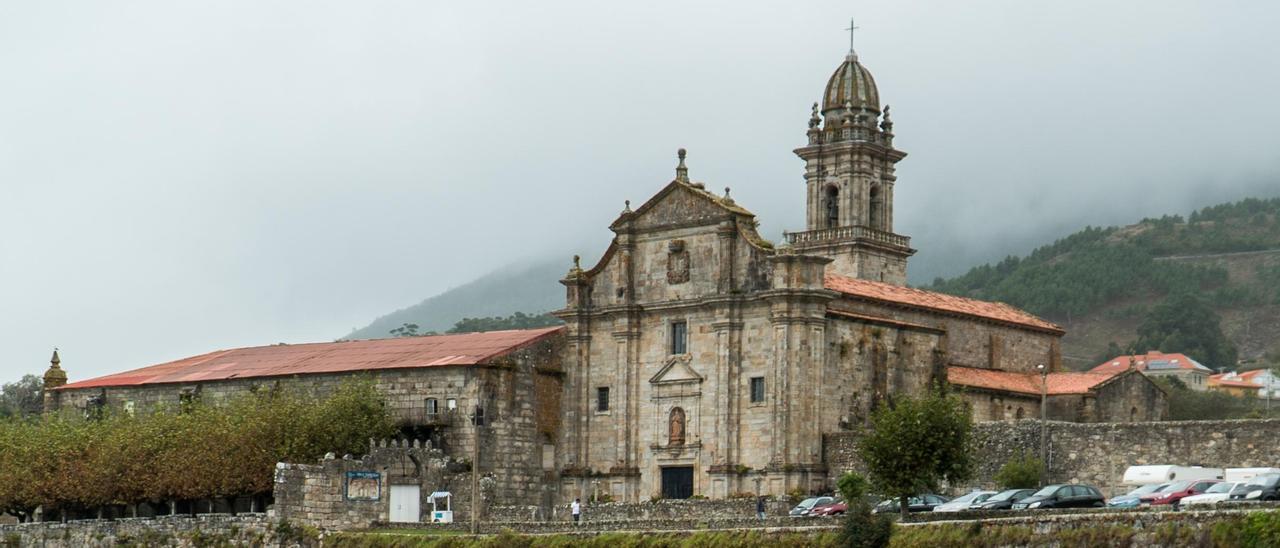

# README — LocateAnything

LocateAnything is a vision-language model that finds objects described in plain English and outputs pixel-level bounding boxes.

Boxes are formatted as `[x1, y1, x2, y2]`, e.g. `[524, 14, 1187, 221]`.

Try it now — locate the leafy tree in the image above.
[858, 387, 974, 519]
[836, 472, 891, 548]
[447, 311, 562, 334]
[0, 375, 44, 418]
[994, 452, 1043, 489]
[1153, 377, 1263, 420]
[389, 323, 421, 337]
[1134, 293, 1238, 370]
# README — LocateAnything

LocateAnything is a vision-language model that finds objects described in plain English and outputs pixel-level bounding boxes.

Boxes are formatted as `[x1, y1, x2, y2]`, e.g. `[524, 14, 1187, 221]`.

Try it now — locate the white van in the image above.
[1122, 465, 1224, 486]
[1225, 468, 1280, 483]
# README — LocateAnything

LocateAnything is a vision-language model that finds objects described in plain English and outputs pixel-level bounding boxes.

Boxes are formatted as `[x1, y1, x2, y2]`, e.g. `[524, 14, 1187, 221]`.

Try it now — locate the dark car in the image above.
[972, 488, 1036, 510]
[1011, 484, 1105, 510]
[1149, 479, 1220, 507]
[872, 494, 949, 513]
[1231, 474, 1280, 501]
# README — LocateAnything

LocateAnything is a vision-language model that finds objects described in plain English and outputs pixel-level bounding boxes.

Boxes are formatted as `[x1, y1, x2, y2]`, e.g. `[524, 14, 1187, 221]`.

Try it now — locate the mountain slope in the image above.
[345, 258, 566, 340]
[928, 197, 1280, 370]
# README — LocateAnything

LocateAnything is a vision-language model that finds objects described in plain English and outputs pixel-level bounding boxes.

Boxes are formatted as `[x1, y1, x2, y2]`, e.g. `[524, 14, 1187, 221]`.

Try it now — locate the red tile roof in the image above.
[823, 274, 1063, 333]
[1209, 373, 1263, 390]
[56, 327, 565, 390]
[947, 366, 1121, 396]
[1089, 351, 1212, 374]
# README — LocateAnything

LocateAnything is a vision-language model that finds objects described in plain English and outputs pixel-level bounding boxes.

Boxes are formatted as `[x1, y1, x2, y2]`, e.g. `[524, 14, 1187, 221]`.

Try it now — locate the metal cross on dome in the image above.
[845, 17, 859, 55]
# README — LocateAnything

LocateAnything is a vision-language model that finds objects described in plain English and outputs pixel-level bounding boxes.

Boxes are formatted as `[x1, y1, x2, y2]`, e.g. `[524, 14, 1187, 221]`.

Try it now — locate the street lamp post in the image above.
[1037, 363, 1048, 483]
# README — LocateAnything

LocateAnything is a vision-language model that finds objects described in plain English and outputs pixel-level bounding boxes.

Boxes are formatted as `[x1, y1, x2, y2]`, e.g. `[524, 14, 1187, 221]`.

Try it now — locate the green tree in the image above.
[836, 472, 891, 548]
[1134, 293, 1239, 370]
[389, 323, 420, 337]
[994, 452, 1043, 489]
[0, 375, 44, 418]
[447, 311, 562, 334]
[858, 387, 974, 519]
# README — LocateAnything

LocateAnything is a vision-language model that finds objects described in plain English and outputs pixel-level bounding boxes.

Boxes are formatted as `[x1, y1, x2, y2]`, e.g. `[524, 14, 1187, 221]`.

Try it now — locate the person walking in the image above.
[756, 496, 766, 521]
[571, 498, 581, 525]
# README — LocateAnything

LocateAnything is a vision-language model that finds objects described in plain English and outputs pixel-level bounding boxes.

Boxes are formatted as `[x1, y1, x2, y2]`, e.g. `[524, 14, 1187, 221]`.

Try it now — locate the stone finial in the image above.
[622, 199, 632, 214]
[880, 104, 893, 131]
[675, 148, 689, 183]
[565, 255, 584, 279]
[809, 102, 821, 129]
[722, 187, 735, 205]
[43, 348, 67, 389]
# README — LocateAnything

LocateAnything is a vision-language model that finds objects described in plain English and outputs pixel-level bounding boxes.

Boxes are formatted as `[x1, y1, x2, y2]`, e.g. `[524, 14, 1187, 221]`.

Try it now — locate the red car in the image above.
[810, 501, 847, 517]
[1148, 479, 1221, 506]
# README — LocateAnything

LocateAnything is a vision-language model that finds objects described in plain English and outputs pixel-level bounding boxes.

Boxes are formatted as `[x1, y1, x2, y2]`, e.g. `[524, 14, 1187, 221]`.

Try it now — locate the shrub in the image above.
[994, 452, 1042, 489]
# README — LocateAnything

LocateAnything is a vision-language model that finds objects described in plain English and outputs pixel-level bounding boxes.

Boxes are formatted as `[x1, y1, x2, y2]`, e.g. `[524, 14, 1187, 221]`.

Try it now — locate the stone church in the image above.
[45, 46, 1166, 508]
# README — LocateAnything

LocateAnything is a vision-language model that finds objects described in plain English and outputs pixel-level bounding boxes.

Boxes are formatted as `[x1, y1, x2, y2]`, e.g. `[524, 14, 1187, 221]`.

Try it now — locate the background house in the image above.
[1089, 351, 1213, 391]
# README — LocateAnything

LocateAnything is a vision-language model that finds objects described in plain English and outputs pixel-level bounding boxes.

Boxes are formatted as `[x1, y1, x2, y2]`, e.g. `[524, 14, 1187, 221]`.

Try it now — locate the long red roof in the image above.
[947, 366, 1122, 396]
[57, 327, 565, 390]
[1088, 351, 1212, 374]
[824, 274, 1063, 333]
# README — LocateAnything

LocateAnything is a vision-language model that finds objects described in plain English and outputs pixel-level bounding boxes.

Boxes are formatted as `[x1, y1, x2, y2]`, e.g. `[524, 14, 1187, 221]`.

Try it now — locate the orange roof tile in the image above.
[824, 274, 1063, 333]
[947, 366, 1120, 396]
[1089, 351, 1213, 374]
[1209, 373, 1262, 390]
[57, 327, 565, 390]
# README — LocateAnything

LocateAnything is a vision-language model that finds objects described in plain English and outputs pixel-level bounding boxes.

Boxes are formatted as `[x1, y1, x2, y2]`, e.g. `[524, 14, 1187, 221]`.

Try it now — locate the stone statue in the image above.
[669, 407, 686, 446]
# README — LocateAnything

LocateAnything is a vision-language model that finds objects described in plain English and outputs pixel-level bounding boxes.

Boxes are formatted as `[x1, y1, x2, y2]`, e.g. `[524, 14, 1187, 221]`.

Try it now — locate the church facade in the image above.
[548, 49, 1132, 503]
[45, 47, 1167, 508]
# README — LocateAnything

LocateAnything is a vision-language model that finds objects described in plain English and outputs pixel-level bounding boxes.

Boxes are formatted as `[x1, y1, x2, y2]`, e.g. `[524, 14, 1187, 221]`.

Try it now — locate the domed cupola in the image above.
[822, 54, 880, 121]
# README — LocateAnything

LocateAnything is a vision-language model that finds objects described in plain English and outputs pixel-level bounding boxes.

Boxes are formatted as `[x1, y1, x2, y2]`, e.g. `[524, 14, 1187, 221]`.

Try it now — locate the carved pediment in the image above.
[649, 355, 703, 385]
[614, 181, 751, 232]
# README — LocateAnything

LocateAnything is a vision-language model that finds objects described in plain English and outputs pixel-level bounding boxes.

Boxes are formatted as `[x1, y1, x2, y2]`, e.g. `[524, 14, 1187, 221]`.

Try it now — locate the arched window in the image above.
[668, 407, 686, 446]
[825, 186, 839, 228]
[1015, 407, 1025, 420]
[868, 185, 883, 229]
[1130, 407, 1138, 422]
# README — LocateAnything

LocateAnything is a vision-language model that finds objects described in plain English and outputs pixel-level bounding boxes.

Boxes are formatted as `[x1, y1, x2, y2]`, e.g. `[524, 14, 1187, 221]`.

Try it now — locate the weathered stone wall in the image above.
[825, 419, 1280, 496]
[272, 443, 476, 529]
[0, 515, 281, 548]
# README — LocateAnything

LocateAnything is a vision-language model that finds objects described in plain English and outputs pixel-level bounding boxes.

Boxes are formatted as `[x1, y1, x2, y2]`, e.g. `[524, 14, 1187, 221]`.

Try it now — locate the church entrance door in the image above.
[661, 466, 694, 499]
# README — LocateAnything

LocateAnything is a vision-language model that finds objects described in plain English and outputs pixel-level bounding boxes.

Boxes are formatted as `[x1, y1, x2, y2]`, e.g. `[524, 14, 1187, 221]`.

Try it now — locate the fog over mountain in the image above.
[3, 1, 1278, 383]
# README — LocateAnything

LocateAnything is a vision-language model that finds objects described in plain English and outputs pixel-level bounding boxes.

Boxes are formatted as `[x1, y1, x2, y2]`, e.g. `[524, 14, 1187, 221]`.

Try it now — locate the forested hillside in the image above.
[928, 197, 1280, 371]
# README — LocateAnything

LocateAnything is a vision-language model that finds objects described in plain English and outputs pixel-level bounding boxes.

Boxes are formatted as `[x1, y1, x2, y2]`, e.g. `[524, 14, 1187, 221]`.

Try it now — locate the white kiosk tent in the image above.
[428, 491, 453, 523]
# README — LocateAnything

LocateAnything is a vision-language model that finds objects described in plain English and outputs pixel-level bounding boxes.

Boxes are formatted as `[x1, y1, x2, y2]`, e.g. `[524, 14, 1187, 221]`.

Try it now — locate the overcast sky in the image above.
[3, 1, 1278, 384]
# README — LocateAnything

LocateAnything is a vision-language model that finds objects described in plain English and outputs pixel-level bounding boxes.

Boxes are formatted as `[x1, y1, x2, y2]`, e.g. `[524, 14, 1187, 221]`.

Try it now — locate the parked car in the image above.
[933, 490, 997, 512]
[1011, 484, 1105, 510]
[1108, 483, 1170, 508]
[810, 500, 847, 517]
[1182, 482, 1249, 507]
[872, 494, 950, 514]
[972, 489, 1037, 510]
[790, 496, 834, 517]
[1149, 479, 1220, 507]
[1231, 474, 1280, 501]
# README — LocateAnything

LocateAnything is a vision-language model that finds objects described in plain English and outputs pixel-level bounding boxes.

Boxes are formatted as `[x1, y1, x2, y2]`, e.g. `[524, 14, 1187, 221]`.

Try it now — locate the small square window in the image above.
[597, 387, 610, 412]
[446, 398, 457, 410]
[671, 321, 688, 355]
[750, 377, 765, 403]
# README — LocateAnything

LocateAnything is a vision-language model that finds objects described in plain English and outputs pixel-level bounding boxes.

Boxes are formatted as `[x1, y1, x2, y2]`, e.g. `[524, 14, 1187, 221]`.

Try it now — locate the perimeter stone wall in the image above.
[0, 515, 280, 548]
[825, 418, 1280, 496]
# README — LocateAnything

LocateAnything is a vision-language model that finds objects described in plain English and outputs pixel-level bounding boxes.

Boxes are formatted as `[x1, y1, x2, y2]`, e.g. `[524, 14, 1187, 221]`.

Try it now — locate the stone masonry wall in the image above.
[0, 515, 280, 548]
[825, 419, 1280, 497]
[272, 442, 475, 530]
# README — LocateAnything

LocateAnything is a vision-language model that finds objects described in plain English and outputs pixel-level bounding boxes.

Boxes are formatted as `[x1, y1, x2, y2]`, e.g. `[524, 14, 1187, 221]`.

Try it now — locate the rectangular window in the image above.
[671, 321, 688, 355]
[425, 398, 439, 415]
[750, 377, 765, 403]
[597, 387, 610, 412]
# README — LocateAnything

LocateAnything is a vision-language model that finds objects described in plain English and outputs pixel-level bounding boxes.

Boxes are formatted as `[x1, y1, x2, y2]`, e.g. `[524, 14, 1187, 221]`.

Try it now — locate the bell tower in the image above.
[787, 45, 914, 285]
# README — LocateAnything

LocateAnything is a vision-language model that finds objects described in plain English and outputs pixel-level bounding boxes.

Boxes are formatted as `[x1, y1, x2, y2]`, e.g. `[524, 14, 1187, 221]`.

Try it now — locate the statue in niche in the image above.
[667, 240, 690, 284]
[668, 407, 686, 446]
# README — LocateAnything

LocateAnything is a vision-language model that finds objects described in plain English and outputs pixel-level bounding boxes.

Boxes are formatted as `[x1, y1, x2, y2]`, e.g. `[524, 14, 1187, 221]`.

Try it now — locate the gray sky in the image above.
[3, 1, 1278, 384]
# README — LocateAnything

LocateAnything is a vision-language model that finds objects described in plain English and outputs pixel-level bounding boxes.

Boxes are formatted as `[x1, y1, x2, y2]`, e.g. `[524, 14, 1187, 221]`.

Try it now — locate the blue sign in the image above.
[345, 471, 381, 501]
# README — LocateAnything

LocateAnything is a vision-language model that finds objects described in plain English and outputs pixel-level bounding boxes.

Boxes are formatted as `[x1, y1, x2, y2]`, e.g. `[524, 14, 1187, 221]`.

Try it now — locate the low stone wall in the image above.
[0, 514, 282, 548]
[825, 418, 1280, 495]
[489, 498, 793, 523]
[372, 515, 836, 535]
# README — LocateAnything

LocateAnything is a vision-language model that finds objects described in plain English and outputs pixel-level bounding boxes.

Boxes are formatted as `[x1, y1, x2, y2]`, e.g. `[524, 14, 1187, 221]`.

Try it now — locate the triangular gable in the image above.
[649, 355, 703, 385]
[612, 180, 753, 232]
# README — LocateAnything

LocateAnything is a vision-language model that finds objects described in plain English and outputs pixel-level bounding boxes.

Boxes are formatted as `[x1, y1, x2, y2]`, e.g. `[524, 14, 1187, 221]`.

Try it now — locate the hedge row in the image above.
[0, 380, 396, 520]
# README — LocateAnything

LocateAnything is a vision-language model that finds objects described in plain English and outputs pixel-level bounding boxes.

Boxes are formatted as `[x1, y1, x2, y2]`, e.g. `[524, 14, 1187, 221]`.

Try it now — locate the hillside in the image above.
[344, 258, 567, 340]
[928, 197, 1280, 371]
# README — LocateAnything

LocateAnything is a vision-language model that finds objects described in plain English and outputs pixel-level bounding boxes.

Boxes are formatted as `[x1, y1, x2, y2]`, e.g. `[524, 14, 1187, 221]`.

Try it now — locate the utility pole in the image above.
[1037, 363, 1048, 484]
[470, 388, 484, 535]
